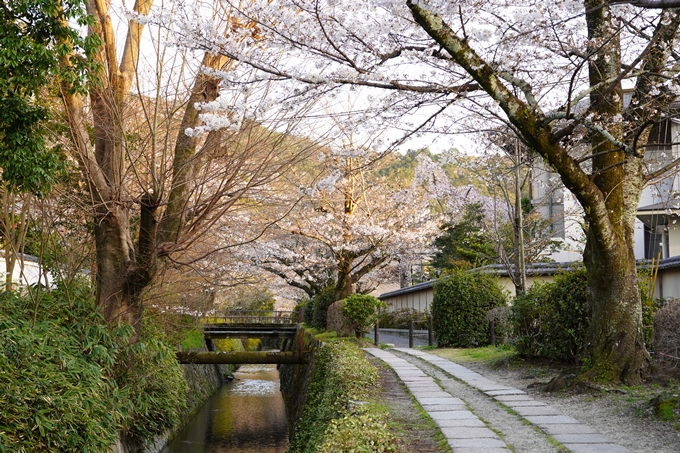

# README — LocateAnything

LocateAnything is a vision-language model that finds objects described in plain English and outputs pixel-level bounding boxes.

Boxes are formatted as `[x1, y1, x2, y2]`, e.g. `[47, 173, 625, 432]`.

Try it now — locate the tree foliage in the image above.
[0, 0, 96, 194]
[431, 202, 497, 271]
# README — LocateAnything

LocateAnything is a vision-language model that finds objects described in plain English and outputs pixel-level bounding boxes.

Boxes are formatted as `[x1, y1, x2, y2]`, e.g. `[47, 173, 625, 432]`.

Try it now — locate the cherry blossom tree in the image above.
[244, 141, 441, 302]
[177, 0, 680, 383]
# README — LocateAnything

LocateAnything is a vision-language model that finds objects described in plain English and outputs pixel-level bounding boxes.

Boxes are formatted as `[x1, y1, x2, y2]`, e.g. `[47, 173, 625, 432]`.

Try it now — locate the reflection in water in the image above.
[163, 365, 288, 453]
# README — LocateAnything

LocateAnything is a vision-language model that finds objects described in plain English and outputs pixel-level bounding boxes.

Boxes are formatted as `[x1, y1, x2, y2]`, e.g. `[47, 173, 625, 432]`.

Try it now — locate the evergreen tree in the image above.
[431, 202, 497, 272]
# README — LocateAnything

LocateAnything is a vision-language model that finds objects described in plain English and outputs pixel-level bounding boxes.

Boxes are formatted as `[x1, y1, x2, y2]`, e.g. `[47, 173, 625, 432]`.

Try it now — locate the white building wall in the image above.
[0, 255, 47, 287]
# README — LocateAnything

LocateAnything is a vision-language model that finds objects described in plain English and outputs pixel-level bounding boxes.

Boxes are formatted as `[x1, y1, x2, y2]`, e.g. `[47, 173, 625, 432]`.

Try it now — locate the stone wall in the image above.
[278, 328, 322, 438]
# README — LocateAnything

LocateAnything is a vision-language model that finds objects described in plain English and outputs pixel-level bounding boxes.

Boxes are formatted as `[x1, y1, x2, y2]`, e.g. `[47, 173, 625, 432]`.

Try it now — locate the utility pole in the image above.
[514, 138, 527, 295]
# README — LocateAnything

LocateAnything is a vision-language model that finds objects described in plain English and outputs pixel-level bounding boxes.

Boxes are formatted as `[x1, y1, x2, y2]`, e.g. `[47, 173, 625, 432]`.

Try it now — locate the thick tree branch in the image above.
[406, 0, 615, 250]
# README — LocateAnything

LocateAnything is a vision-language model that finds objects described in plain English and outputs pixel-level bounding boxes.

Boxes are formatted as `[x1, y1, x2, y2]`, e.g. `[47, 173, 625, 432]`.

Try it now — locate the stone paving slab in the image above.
[485, 389, 527, 396]
[552, 434, 612, 444]
[512, 405, 562, 416]
[562, 444, 633, 453]
[448, 438, 508, 448]
[429, 410, 479, 420]
[452, 448, 511, 453]
[500, 400, 548, 407]
[411, 391, 452, 398]
[434, 418, 486, 428]
[541, 424, 599, 435]
[525, 415, 581, 425]
[417, 397, 463, 405]
[422, 404, 467, 411]
[440, 427, 499, 438]
[493, 394, 534, 402]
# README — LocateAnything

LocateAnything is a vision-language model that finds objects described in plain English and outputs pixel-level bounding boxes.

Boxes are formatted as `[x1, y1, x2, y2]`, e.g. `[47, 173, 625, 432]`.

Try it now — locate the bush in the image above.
[486, 306, 511, 344]
[310, 286, 338, 329]
[432, 270, 507, 347]
[0, 281, 192, 451]
[341, 294, 386, 338]
[511, 269, 589, 363]
[378, 308, 421, 329]
[0, 283, 125, 452]
[326, 300, 353, 336]
[115, 316, 189, 443]
[654, 300, 680, 368]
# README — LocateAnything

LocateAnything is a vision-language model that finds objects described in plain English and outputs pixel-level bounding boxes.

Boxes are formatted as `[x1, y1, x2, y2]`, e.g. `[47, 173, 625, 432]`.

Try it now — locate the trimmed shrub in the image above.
[340, 294, 386, 338]
[432, 270, 507, 347]
[511, 269, 588, 363]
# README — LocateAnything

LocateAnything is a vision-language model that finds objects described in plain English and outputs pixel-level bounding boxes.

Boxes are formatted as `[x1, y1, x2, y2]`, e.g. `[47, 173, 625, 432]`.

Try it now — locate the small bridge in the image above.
[176, 310, 308, 365]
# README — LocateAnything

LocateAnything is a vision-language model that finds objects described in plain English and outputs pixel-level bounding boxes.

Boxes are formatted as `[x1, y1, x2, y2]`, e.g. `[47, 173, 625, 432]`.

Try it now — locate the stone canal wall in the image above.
[278, 328, 322, 438]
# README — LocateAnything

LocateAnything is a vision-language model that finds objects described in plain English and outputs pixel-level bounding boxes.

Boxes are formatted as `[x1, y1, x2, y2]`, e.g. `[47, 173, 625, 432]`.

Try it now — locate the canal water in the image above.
[163, 364, 289, 453]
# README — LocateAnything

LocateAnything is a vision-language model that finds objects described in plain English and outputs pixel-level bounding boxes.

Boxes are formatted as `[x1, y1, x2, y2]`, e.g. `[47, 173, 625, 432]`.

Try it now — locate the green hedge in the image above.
[511, 269, 589, 363]
[289, 341, 398, 453]
[378, 308, 422, 329]
[432, 270, 507, 347]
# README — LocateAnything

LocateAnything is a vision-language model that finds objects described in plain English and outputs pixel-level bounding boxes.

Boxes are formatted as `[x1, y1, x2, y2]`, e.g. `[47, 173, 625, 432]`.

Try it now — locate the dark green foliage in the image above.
[309, 286, 337, 329]
[0, 283, 124, 452]
[340, 294, 386, 337]
[288, 341, 397, 453]
[378, 308, 422, 329]
[431, 202, 497, 272]
[511, 269, 589, 363]
[432, 270, 507, 347]
[115, 316, 188, 442]
[0, 0, 99, 194]
[0, 281, 190, 451]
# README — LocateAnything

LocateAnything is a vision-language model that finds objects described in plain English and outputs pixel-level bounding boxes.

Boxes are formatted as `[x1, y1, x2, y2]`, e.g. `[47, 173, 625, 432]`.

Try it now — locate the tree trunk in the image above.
[582, 226, 647, 383]
[335, 251, 355, 301]
[579, 0, 648, 384]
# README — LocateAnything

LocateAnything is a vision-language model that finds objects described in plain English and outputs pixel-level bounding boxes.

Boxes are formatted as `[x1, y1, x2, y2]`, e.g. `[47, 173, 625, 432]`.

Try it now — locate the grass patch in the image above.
[181, 328, 205, 349]
[427, 345, 517, 364]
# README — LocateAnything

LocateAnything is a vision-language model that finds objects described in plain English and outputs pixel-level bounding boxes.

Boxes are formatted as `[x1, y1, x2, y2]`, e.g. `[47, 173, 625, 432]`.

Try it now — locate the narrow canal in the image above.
[163, 364, 289, 453]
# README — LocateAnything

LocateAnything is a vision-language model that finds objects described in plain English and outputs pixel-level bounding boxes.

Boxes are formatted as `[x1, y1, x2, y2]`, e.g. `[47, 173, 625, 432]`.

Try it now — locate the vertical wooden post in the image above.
[428, 314, 434, 347]
[374, 321, 380, 347]
[409, 318, 414, 348]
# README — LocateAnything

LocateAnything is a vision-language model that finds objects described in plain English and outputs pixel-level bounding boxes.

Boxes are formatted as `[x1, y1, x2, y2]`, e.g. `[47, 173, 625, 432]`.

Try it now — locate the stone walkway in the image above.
[364, 347, 634, 453]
